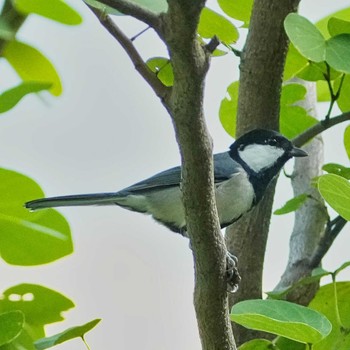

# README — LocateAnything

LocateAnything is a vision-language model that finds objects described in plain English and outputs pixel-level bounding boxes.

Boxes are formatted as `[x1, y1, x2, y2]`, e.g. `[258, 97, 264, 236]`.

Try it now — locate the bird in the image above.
[25, 129, 307, 291]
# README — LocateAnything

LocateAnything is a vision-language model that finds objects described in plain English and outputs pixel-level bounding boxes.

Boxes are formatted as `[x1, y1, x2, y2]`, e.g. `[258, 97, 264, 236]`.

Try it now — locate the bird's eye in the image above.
[268, 138, 277, 146]
[238, 144, 245, 151]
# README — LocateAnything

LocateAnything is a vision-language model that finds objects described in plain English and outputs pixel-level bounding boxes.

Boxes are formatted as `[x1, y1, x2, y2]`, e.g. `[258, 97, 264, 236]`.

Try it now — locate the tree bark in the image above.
[226, 0, 301, 344]
[161, 3, 236, 348]
[275, 81, 328, 304]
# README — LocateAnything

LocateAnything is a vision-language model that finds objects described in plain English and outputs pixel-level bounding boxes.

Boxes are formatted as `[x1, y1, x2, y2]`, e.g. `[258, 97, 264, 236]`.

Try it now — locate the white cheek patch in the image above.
[238, 144, 285, 172]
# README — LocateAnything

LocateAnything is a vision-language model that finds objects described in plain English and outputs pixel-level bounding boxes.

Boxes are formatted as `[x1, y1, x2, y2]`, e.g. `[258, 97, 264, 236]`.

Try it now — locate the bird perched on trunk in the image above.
[26, 129, 307, 291]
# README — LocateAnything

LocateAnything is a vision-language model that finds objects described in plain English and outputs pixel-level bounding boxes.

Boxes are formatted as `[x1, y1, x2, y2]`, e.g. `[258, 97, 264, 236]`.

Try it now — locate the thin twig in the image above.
[310, 216, 348, 268]
[94, 0, 161, 29]
[87, 6, 170, 102]
[292, 112, 350, 147]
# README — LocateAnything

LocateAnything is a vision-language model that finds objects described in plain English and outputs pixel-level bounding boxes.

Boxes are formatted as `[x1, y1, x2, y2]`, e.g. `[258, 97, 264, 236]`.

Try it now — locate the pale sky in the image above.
[0, 1, 349, 349]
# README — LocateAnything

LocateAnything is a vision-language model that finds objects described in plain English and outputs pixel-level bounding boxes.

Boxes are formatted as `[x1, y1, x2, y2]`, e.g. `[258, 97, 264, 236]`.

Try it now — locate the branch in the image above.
[292, 112, 350, 147]
[93, 0, 161, 29]
[310, 216, 348, 268]
[88, 6, 170, 103]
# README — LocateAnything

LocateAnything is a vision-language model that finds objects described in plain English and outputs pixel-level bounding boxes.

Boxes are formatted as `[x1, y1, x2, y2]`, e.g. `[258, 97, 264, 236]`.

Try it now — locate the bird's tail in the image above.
[25, 193, 122, 211]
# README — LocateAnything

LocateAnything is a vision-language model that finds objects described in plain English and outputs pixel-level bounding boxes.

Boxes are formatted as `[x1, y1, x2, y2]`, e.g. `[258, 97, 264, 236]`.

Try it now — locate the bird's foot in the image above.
[226, 251, 241, 293]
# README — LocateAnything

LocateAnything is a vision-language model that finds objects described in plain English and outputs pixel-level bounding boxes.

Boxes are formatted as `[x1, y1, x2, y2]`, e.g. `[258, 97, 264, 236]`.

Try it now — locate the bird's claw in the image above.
[226, 252, 241, 293]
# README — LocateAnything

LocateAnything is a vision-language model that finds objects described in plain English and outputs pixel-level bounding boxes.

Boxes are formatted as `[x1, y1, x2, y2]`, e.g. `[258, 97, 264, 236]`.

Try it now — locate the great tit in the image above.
[25, 129, 307, 291]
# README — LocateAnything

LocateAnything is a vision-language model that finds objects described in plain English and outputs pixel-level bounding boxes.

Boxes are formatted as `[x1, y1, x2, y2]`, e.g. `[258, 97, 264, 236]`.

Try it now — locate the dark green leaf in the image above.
[274, 194, 309, 215]
[198, 8, 239, 44]
[316, 7, 350, 38]
[146, 57, 173, 87]
[318, 174, 350, 220]
[0, 168, 73, 265]
[219, 81, 238, 137]
[335, 74, 350, 112]
[283, 44, 308, 81]
[284, 13, 326, 62]
[0, 82, 51, 114]
[12, 0, 82, 25]
[309, 282, 350, 349]
[326, 34, 350, 74]
[345, 125, 350, 160]
[84, 0, 167, 15]
[328, 17, 350, 37]
[322, 163, 350, 180]
[239, 339, 275, 350]
[0, 311, 24, 346]
[3, 41, 62, 96]
[34, 319, 101, 350]
[217, 0, 253, 27]
[0, 284, 74, 328]
[231, 299, 331, 344]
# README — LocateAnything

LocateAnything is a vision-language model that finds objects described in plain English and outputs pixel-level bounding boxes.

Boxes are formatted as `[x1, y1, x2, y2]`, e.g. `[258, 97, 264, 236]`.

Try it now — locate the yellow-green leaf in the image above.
[198, 7, 239, 44]
[13, 0, 82, 25]
[318, 174, 350, 220]
[3, 41, 62, 96]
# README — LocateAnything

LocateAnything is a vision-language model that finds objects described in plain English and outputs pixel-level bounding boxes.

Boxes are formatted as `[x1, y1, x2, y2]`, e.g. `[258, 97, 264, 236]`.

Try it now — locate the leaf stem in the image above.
[332, 273, 344, 328]
[82, 336, 91, 350]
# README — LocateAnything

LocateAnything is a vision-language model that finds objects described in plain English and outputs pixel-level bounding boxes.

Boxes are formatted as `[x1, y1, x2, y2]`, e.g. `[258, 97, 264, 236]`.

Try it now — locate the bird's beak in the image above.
[290, 146, 308, 157]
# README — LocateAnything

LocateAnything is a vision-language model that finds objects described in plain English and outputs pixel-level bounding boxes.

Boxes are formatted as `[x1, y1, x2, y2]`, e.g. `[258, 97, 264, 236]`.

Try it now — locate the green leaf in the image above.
[12, 0, 82, 25]
[0, 328, 36, 350]
[335, 74, 350, 112]
[219, 81, 238, 137]
[274, 337, 306, 350]
[322, 163, 350, 180]
[283, 44, 308, 81]
[280, 83, 307, 105]
[83, 0, 167, 15]
[309, 282, 350, 349]
[345, 125, 350, 160]
[328, 17, 350, 37]
[318, 174, 350, 220]
[0, 311, 24, 346]
[316, 80, 331, 101]
[231, 299, 331, 344]
[146, 57, 173, 87]
[284, 13, 326, 62]
[267, 268, 330, 300]
[0, 284, 74, 329]
[238, 339, 275, 350]
[0, 19, 15, 41]
[326, 34, 350, 74]
[0, 82, 51, 113]
[198, 8, 239, 44]
[0, 168, 73, 265]
[279, 84, 318, 139]
[297, 61, 341, 82]
[316, 7, 350, 39]
[217, 0, 253, 27]
[34, 319, 101, 350]
[274, 194, 309, 215]
[334, 261, 350, 276]
[3, 41, 62, 96]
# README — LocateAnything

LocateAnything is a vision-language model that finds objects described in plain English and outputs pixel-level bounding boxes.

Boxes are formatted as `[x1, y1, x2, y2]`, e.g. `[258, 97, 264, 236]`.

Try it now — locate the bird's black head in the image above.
[229, 129, 307, 203]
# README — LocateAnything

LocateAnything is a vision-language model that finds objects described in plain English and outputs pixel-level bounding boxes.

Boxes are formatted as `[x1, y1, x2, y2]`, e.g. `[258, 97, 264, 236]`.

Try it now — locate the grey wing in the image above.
[213, 152, 242, 182]
[121, 165, 182, 194]
[122, 151, 240, 194]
